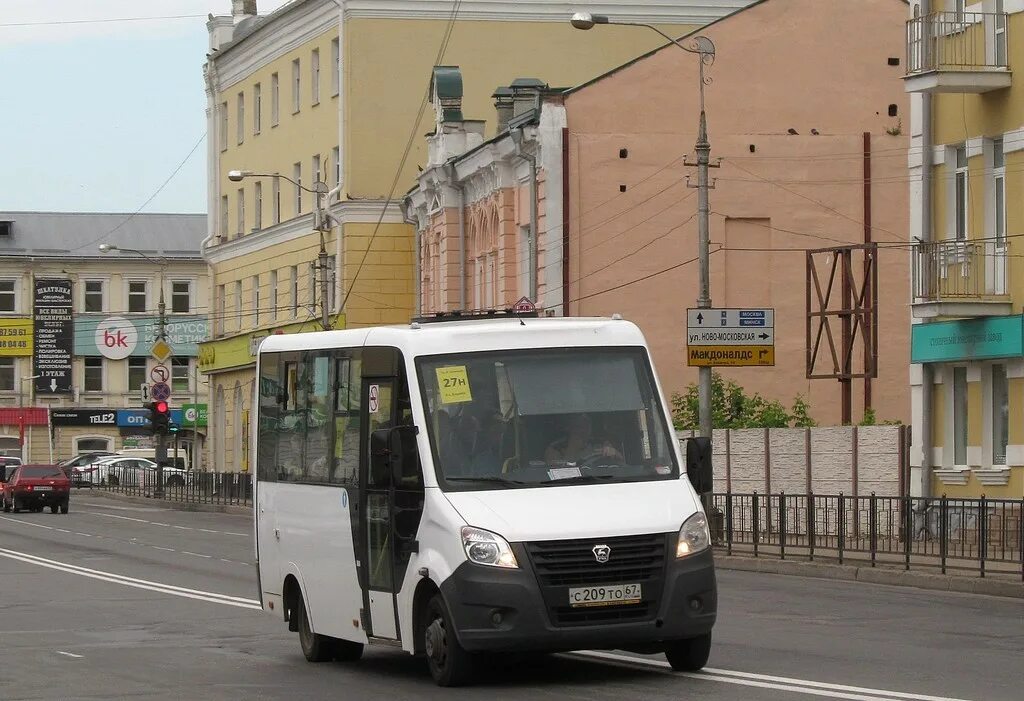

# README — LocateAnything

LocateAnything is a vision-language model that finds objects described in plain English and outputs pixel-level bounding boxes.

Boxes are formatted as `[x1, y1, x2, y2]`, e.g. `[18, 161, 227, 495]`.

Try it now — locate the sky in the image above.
[0, 0, 292, 215]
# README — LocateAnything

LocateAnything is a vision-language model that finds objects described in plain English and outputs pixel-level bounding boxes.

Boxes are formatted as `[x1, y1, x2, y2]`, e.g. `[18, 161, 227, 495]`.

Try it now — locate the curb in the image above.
[76, 488, 253, 517]
[714, 553, 1024, 599]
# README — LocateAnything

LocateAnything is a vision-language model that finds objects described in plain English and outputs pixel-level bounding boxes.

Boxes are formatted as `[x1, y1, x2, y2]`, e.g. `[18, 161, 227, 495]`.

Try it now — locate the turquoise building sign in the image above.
[911, 315, 1024, 363]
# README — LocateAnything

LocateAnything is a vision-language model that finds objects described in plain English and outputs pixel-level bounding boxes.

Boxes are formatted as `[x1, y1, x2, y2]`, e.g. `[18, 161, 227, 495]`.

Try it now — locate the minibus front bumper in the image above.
[439, 544, 716, 653]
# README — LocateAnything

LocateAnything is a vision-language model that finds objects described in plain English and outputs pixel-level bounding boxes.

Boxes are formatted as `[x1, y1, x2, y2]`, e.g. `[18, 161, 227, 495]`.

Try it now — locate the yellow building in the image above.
[906, 0, 1024, 498]
[199, 0, 753, 471]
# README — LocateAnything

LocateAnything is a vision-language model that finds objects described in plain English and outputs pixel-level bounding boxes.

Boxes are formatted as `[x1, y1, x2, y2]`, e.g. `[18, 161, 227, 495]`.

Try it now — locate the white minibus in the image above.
[254, 313, 716, 686]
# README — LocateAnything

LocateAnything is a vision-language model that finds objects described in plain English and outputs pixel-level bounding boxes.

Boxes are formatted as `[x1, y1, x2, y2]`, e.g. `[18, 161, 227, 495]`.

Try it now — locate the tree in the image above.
[670, 372, 817, 430]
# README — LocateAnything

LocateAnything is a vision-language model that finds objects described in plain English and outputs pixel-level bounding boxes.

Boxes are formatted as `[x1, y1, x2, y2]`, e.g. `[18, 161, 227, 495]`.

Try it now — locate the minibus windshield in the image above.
[417, 347, 678, 490]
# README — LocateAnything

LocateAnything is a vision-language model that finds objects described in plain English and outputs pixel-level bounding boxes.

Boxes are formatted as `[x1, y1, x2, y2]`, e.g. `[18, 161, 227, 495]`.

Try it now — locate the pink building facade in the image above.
[405, 0, 911, 426]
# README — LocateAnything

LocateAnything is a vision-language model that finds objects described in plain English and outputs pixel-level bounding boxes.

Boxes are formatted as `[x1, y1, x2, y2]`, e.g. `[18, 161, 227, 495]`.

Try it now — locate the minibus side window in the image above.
[257, 352, 281, 482]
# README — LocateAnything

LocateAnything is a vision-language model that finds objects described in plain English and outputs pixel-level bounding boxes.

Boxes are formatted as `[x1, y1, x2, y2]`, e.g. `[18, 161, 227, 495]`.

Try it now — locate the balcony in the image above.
[912, 240, 1011, 318]
[905, 11, 1011, 93]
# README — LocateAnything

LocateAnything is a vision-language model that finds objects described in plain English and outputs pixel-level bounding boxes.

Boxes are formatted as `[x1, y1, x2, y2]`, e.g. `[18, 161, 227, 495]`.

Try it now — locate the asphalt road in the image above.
[1, 494, 1021, 701]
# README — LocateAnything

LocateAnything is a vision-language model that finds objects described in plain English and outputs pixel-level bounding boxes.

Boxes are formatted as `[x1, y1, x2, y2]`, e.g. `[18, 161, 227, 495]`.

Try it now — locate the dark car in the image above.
[2, 464, 71, 514]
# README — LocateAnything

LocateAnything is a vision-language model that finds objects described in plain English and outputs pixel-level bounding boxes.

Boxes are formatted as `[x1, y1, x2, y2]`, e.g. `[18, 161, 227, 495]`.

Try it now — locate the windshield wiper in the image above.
[546, 474, 652, 485]
[446, 476, 534, 488]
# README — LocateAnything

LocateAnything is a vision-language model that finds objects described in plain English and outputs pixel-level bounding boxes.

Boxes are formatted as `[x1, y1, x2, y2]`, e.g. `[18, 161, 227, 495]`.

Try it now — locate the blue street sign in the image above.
[152, 382, 171, 401]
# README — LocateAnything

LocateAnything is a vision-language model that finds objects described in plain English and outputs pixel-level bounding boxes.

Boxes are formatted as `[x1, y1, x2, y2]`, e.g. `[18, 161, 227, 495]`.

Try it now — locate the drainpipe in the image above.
[919, 0, 934, 500]
[400, 198, 420, 315]
[513, 127, 539, 301]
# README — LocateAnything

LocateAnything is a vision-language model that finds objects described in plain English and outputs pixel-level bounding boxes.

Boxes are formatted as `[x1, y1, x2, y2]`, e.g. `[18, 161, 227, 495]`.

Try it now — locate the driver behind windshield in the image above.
[544, 413, 623, 465]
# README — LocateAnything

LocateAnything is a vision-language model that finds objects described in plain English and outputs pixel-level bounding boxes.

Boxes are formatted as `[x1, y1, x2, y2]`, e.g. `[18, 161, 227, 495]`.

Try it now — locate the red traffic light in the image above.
[154, 401, 169, 414]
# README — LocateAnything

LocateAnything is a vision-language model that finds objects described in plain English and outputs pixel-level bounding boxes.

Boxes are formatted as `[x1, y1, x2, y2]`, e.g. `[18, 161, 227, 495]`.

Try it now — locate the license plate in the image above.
[35, 486, 53, 491]
[568, 583, 642, 608]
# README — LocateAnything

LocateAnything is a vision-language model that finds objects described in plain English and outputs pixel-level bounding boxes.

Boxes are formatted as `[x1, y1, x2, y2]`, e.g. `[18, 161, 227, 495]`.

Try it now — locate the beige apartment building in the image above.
[0, 212, 210, 466]
[406, 0, 912, 427]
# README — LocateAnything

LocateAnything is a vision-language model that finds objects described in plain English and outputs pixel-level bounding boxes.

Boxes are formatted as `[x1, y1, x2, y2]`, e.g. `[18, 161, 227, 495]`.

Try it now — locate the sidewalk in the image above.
[76, 488, 252, 516]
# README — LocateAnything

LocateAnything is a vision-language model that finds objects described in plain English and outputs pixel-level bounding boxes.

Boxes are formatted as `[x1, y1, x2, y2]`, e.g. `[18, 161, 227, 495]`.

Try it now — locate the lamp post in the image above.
[18, 375, 40, 462]
[100, 243, 169, 496]
[228, 170, 336, 331]
[571, 13, 718, 440]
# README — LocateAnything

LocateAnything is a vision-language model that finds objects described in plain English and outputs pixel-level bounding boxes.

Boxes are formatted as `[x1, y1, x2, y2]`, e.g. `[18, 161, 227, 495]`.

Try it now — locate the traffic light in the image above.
[148, 401, 170, 435]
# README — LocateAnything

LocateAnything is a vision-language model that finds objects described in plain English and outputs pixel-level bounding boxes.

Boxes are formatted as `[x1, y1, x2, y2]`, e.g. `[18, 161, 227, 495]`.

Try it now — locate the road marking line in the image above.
[74, 532, 92, 537]
[81, 511, 248, 537]
[0, 547, 262, 610]
[55, 528, 71, 533]
[153, 547, 177, 552]
[0, 515, 55, 530]
[181, 551, 212, 559]
[56, 651, 83, 659]
[571, 652, 976, 701]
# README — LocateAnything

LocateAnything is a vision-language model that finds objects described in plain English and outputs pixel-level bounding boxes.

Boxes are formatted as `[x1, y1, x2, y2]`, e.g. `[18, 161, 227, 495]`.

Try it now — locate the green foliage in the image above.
[858, 407, 903, 426]
[671, 372, 817, 430]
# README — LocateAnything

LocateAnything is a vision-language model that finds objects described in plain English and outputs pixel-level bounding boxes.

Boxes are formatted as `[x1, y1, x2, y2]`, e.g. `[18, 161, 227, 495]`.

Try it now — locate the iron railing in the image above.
[714, 492, 1023, 580]
[906, 11, 1009, 74]
[912, 240, 1008, 300]
[78, 465, 253, 507]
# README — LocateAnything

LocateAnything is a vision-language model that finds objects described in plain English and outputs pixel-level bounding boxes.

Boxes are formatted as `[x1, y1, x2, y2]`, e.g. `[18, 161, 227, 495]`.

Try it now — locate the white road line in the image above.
[56, 651, 83, 659]
[74, 532, 92, 537]
[82, 510, 248, 537]
[0, 515, 54, 531]
[0, 547, 262, 610]
[153, 547, 177, 552]
[571, 652, 976, 701]
[181, 551, 212, 559]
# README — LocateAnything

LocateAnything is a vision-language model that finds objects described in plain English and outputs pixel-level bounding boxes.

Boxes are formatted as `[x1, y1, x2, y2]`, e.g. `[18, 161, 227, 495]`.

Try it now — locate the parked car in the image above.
[0, 456, 23, 473]
[59, 452, 117, 487]
[91, 456, 190, 488]
[2, 464, 71, 514]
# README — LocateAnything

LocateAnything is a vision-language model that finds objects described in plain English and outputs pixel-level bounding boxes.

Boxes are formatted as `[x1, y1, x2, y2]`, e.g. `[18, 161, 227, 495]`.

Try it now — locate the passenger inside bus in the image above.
[543, 412, 624, 465]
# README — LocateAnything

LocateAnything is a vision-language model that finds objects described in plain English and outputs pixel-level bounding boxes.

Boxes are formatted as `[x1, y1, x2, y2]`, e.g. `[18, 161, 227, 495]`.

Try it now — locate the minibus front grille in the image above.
[550, 601, 654, 626]
[526, 532, 669, 587]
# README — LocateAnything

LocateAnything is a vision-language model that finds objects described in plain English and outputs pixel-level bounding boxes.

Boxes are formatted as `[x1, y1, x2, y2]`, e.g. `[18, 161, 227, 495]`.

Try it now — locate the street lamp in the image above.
[571, 13, 717, 441]
[18, 375, 40, 462]
[228, 170, 336, 330]
[100, 242, 170, 496]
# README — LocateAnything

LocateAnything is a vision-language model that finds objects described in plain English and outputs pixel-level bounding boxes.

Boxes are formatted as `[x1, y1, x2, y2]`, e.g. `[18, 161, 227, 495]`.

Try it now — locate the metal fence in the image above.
[906, 11, 1008, 74]
[713, 492, 1024, 580]
[78, 465, 253, 507]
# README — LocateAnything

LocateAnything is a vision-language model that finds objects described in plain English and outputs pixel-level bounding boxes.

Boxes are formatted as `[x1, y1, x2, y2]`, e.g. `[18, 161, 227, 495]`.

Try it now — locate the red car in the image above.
[2, 464, 71, 514]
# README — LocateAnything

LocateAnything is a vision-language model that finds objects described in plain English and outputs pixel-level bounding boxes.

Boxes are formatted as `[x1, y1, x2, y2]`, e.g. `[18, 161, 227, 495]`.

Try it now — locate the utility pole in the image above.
[192, 364, 200, 472]
[314, 182, 333, 330]
[154, 277, 167, 498]
[684, 39, 719, 440]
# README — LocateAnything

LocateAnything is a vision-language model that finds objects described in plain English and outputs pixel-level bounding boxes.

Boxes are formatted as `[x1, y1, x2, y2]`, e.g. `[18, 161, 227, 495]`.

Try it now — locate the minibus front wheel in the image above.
[424, 594, 475, 687]
[664, 632, 712, 672]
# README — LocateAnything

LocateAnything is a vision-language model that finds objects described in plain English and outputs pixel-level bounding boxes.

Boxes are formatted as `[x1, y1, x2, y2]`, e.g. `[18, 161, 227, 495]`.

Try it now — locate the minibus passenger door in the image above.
[361, 378, 399, 640]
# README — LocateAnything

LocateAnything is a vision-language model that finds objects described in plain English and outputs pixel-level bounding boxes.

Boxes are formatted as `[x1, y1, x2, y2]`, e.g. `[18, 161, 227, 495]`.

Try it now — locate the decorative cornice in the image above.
[203, 199, 406, 264]
[210, 0, 337, 91]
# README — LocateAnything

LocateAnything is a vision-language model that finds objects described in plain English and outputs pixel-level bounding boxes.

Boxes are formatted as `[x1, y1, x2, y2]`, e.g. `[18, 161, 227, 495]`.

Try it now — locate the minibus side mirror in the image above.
[685, 437, 713, 494]
[389, 425, 421, 489]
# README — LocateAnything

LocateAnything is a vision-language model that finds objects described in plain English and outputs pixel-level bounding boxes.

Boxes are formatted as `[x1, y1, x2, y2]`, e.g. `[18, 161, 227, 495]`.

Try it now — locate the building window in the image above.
[331, 38, 340, 96]
[0, 358, 14, 392]
[127, 357, 147, 393]
[291, 265, 298, 316]
[272, 176, 281, 224]
[172, 357, 190, 394]
[235, 281, 243, 329]
[0, 279, 17, 312]
[84, 358, 103, 393]
[128, 281, 147, 313]
[312, 154, 321, 186]
[220, 195, 229, 238]
[216, 284, 225, 336]
[253, 82, 262, 135]
[219, 101, 228, 151]
[953, 367, 967, 466]
[992, 364, 1008, 465]
[954, 145, 968, 240]
[253, 275, 260, 326]
[76, 437, 111, 453]
[254, 181, 263, 230]
[332, 146, 340, 187]
[294, 162, 302, 215]
[236, 91, 245, 145]
[311, 48, 320, 105]
[237, 187, 245, 235]
[519, 226, 530, 298]
[309, 264, 317, 308]
[172, 281, 191, 313]
[995, 0, 1007, 66]
[292, 58, 301, 113]
[270, 270, 278, 321]
[993, 137, 1005, 246]
[83, 280, 104, 313]
[271, 72, 280, 126]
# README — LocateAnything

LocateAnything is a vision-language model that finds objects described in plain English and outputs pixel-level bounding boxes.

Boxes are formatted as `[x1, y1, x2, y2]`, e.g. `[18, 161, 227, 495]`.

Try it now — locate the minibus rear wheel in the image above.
[297, 591, 334, 663]
[664, 633, 712, 672]
[424, 594, 475, 686]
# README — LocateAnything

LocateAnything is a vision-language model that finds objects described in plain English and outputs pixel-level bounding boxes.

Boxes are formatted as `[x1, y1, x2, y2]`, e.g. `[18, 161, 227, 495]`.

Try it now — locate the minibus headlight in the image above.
[461, 526, 519, 569]
[676, 512, 711, 558]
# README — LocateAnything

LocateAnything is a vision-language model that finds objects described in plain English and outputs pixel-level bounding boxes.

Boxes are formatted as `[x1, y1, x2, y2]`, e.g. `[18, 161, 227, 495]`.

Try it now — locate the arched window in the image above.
[233, 381, 244, 471]
[75, 437, 112, 453]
